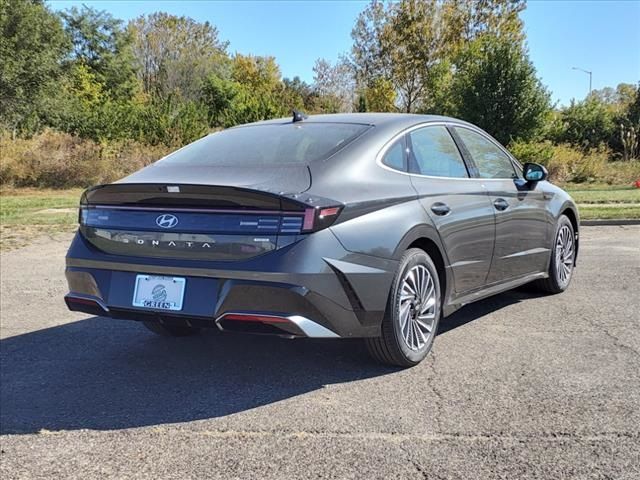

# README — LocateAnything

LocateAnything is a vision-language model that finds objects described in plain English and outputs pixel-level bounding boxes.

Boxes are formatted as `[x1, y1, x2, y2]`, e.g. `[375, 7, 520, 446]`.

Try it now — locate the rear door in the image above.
[452, 126, 550, 283]
[406, 125, 496, 294]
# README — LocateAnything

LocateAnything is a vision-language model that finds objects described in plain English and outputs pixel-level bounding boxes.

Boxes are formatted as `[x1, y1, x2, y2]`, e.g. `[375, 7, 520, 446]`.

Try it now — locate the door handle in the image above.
[494, 198, 509, 211]
[430, 202, 451, 216]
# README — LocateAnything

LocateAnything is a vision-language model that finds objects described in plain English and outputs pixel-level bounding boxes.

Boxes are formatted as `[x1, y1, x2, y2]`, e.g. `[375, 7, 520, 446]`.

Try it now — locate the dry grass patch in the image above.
[0, 188, 81, 250]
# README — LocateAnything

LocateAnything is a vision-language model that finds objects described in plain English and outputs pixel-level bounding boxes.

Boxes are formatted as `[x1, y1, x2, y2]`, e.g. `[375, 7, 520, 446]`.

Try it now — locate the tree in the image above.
[43, 6, 143, 143]
[128, 12, 228, 100]
[590, 83, 637, 113]
[0, 0, 69, 134]
[350, 0, 449, 112]
[626, 83, 640, 127]
[350, 0, 527, 113]
[552, 97, 616, 150]
[450, 34, 551, 144]
[60, 5, 137, 99]
[385, 0, 452, 112]
[202, 55, 290, 127]
[282, 76, 316, 112]
[449, 0, 526, 44]
[620, 83, 640, 160]
[229, 54, 288, 123]
[350, 0, 389, 87]
[586, 83, 639, 159]
[312, 58, 355, 113]
[362, 77, 396, 112]
[201, 74, 239, 128]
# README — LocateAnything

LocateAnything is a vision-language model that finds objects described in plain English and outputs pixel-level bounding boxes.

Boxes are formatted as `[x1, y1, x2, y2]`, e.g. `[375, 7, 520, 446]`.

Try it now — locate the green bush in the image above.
[510, 140, 639, 185]
[509, 140, 555, 165]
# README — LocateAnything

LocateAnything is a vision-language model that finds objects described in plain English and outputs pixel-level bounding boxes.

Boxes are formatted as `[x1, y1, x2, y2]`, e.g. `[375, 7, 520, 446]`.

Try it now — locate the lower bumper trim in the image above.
[216, 312, 340, 338]
[65, 294, 109, 316]
[64, 295, 341, 339]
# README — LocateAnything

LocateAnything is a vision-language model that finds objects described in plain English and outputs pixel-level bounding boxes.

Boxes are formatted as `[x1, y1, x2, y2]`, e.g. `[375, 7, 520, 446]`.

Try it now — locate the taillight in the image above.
[302, 206, 343, 232]
[78, 203, 343, 233]
[79, 206, 87, 225]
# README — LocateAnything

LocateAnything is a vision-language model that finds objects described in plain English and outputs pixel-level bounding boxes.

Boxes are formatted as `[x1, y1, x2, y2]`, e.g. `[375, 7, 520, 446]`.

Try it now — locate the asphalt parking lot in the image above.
[1, 226, 639, 479]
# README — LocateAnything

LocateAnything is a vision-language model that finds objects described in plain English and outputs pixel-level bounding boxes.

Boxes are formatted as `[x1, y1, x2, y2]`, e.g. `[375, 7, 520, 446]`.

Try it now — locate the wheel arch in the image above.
[394, 225, 452, 306]
[407, 237, 447, 303]
[560, 204, 579, 265]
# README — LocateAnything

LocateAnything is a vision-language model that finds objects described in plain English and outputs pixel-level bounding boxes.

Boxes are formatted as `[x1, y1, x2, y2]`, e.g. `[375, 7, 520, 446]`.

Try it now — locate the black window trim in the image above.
[380, 135, 409, 172]
[450, 125, 522, 180]
[406, 124, 471, 179]
[447, 126, 479, 178]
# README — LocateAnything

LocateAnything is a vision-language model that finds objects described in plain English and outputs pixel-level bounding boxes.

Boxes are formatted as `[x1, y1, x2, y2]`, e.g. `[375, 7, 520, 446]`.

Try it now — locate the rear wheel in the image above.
[533, 214, 575, 294]
[142, 320, 200, 337]
[366, 248, 442, 367]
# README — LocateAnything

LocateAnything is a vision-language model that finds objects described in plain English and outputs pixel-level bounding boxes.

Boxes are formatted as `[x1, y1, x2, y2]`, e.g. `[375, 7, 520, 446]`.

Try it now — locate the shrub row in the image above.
[0, 129, 172, 188]
[2, 131, 639, 189]
[509, 140, 640, 185]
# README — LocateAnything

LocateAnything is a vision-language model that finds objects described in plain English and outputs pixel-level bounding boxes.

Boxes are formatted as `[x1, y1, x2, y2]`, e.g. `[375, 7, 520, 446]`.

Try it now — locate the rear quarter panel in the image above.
[311, 124, 445, 262]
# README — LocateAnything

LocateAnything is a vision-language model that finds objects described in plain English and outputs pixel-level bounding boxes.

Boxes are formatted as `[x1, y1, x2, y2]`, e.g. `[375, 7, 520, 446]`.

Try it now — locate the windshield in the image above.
[160, 123, 370, 166]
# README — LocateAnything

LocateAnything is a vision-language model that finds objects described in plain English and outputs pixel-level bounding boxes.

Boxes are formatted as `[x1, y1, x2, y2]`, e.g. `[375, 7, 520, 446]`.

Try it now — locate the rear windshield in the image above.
[160, 123, 370, 166]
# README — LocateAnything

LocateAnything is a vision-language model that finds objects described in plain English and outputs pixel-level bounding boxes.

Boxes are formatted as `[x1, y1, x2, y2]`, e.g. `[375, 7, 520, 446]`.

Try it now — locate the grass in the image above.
[564, 184, 640, 204]
[0, 188, 81, 250]
[562, 184, 640, 219]
[578, 205, 640, 220]
[562, 183, 638, 191]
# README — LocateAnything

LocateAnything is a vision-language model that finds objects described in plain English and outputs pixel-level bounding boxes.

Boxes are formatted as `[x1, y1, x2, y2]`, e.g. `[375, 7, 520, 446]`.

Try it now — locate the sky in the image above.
[49, 0, 640, 106]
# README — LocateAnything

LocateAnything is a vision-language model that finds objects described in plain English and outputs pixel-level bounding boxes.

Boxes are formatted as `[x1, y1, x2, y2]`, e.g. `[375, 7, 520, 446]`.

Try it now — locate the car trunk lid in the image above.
[79, 182, 312, 262]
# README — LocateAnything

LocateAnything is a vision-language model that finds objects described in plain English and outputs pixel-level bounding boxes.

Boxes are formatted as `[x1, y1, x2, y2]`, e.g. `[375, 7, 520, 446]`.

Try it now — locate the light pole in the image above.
[572, 66, 592, 96]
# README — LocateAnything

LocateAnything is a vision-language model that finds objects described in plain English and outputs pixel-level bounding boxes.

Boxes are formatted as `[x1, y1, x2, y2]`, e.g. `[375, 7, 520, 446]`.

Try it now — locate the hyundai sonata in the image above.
[64, 113, 579, 366]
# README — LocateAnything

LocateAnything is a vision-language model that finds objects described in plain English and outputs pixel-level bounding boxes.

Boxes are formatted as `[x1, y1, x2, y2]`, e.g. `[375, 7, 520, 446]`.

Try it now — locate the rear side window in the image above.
[160, 123, 370, 166]
[408, 126, 468, 178]
[382, 139, 406, 171]
[454, 128, 517, 179]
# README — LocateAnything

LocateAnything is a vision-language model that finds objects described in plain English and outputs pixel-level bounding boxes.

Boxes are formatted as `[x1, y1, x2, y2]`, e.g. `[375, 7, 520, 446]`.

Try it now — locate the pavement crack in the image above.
[398, 443, 430, 480]
[428, 350, 444, 434]
[583, 315, 640, 360]
[190, 429, 639, 442]
[601, 326, 640, 359]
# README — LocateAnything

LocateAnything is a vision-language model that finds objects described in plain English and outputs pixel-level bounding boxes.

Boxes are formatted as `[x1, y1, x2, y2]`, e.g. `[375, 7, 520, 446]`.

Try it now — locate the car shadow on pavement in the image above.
[438, 286, 544, 335]
[0, 288, 542, 434]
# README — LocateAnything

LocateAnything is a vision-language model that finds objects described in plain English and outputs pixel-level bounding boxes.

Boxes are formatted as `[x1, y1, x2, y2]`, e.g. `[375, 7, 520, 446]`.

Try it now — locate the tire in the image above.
[533, 214, 576, 294]
[366, 248, 442, 367]
[142, 320, 200, 337]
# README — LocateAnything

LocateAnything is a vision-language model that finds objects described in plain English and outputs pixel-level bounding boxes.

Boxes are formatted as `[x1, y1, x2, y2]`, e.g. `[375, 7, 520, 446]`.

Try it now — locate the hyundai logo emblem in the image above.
[156, 214, 179, 229]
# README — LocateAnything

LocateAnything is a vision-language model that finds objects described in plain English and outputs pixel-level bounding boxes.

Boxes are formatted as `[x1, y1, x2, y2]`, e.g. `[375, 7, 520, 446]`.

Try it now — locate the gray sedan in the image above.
[64, 113, 579, 366]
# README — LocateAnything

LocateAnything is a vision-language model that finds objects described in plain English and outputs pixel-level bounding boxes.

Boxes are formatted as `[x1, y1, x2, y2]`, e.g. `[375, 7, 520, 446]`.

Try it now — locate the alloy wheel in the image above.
[555, 224, 574, 286]
[399, 264, 437, 351]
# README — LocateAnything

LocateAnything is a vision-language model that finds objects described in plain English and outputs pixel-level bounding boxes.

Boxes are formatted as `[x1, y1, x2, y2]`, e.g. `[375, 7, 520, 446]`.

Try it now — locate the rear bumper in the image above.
[64, 229, 398, 338]
[64, 294, 339, 338]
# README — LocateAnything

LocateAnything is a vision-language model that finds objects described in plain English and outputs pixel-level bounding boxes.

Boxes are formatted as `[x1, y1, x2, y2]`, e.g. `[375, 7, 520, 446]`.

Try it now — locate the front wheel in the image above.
[366, 248, 442, 367]
[534, 215, 576, 294]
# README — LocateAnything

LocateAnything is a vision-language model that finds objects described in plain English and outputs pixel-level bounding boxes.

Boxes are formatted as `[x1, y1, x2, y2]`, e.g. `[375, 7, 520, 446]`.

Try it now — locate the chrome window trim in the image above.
[375, 120, 522, 181]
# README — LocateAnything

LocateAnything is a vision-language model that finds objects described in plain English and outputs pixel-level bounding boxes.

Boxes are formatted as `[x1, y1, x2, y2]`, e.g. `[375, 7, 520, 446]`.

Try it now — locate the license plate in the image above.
[132, 275, 186, 311]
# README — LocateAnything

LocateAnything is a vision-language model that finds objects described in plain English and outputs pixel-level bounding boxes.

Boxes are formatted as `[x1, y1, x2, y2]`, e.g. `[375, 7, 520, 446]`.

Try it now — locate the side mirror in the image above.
[523, 162, 548, 182]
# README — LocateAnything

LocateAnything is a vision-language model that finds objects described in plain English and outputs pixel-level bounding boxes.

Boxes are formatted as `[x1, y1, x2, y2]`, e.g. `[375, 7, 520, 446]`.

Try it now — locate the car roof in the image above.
[240, 112, 475, 130]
